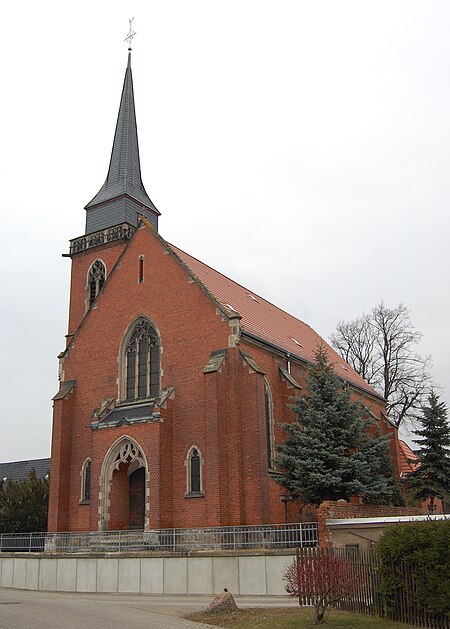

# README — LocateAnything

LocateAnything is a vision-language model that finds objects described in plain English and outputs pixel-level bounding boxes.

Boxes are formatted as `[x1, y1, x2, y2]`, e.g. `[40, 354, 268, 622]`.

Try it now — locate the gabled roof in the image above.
[169, 242, 382, 398]
[85, 52, 158, 216]
[398, 440, 419, 478]
[0, 458, 50, 483]
[62, 220, 382, 401]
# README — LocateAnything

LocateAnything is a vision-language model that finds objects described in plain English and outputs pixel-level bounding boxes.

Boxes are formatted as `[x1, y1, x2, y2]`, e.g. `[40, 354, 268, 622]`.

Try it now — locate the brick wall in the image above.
[316, 500, 424, 547]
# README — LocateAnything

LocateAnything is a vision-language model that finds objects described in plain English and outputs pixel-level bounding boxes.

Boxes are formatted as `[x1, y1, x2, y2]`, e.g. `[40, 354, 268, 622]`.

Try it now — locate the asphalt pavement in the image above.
[0, 589, 297, 629]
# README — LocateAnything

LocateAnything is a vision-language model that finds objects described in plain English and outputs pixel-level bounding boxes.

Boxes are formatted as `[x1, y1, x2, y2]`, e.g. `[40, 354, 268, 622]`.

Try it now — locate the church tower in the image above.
[65, 49, 158, 337]
[84, 50, 159, 234]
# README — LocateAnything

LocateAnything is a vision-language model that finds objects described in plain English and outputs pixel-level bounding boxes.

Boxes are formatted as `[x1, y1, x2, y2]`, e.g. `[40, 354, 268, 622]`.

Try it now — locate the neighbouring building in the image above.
[0, 459, 50, 484]
[398, 440, 450, 514]
[48, 50, 400, 533]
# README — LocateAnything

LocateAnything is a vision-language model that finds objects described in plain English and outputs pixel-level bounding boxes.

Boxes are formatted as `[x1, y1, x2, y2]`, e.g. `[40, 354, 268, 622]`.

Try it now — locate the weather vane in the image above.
[124, 17, 137, 48]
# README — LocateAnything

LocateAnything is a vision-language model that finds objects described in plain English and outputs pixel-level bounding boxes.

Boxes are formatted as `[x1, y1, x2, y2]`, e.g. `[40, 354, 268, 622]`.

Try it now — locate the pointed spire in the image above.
[85, 50, 160, 234]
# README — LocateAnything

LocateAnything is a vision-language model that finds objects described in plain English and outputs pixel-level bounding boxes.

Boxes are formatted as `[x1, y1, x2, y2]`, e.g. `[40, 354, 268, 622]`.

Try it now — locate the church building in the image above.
[48, 51, 399, 533]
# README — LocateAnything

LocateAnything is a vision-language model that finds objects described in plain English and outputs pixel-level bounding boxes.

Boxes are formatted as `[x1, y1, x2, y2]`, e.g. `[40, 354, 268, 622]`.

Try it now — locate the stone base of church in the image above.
[0, 551, 295, 595]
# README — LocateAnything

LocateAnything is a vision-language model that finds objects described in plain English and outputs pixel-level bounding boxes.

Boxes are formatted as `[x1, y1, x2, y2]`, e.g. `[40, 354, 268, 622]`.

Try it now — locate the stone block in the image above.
[140, 557, 163, 593]
[212, 556, 239, 594]
[39, 558, 57, 591]
[57, 558, 77, 591]
[118, 558, 140, 593]
[97, 558, 118, 592]
[76, 558, 97, 592]
[238, 556, 267, 595]
[0, 558, 14, 587]
[25, 559, 39, 590]
[12, 558, 26, 589]
[187, 557, 213, 594]
[163, 557, 187, 594]
[265, 554, 294, 595]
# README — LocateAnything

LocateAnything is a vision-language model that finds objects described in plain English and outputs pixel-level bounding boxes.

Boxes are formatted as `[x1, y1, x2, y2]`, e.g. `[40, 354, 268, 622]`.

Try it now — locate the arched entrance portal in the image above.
[129, 466, 145, 529]
[99, 437, 148, 531]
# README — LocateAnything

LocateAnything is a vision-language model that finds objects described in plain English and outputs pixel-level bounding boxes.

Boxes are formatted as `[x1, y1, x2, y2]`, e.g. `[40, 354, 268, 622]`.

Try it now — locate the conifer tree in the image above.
[0, 469, 49, 533]
[276, 345, 399, 505]
[406, 392, 450, 512]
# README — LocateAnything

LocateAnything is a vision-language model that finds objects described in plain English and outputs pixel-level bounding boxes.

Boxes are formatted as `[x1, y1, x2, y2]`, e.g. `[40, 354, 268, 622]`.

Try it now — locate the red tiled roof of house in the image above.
[398, 440, 419, 478]
[169, 243, 381, 398]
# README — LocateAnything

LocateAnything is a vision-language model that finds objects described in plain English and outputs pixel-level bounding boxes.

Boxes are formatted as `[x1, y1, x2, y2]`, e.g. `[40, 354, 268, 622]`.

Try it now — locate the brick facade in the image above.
[48, 221, 400, 533]
[48, 51, 401, 534]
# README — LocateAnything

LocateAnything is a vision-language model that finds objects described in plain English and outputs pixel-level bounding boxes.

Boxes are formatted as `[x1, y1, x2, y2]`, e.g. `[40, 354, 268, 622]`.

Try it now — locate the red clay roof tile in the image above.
[169, 242, 381, 398]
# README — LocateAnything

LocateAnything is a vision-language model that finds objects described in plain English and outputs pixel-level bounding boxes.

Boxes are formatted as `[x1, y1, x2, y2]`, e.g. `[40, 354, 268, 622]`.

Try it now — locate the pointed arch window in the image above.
[80, 458, 91, 503]
[185, 446, 204, 496]
[265, 381, 275, 469]
[87, 259, 106, 307]
[125, 318, 160, 401]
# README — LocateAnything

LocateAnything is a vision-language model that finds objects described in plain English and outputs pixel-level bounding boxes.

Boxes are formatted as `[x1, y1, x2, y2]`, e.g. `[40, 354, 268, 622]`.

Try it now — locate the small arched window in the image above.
[265, 381, 275, 469]
[186, 446, 204, 496]
[125, 318, 160, 401]
[87, 259, 106, 307]
[80, 458, 91, 503]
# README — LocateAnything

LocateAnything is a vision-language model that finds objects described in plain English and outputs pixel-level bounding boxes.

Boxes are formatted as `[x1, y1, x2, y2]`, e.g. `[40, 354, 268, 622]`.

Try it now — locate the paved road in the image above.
[0, 589, 296, 629]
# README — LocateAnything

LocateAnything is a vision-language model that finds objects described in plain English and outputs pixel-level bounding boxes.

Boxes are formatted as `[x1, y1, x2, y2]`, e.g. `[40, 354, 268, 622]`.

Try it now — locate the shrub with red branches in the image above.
[284, 550, 360, 624]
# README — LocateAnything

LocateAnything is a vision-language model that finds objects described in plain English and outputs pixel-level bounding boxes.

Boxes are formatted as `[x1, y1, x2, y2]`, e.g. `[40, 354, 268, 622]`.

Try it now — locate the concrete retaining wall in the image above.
[0, 552, 294, 595]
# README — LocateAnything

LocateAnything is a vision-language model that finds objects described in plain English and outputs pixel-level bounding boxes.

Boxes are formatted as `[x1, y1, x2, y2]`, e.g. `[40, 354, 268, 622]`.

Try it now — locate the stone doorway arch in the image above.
[98, 436, 148, 531]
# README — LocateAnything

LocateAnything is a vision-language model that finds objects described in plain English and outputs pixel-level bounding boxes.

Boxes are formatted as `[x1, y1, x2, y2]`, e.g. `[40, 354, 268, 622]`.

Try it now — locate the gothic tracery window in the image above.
[186, 446, 203, 495]
[125, 318, 160, 401]
[87, 259, 106, 307]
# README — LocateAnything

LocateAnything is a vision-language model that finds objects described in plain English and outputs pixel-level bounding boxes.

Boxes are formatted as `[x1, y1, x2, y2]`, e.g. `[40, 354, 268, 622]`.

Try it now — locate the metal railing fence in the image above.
[0, 522, 318, 554]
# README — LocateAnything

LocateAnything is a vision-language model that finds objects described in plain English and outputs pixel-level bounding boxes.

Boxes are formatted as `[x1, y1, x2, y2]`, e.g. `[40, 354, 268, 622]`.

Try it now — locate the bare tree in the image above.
[330, 303, 433, 428]
[284, 550, 361, 624]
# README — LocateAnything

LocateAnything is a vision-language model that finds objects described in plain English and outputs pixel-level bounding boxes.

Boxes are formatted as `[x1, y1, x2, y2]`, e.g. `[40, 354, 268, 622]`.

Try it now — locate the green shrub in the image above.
[377, 520, 450, 617]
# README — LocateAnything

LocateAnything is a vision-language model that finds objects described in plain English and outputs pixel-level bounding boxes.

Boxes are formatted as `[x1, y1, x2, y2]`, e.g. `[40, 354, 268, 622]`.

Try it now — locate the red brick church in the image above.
[48, 51, 399, 533]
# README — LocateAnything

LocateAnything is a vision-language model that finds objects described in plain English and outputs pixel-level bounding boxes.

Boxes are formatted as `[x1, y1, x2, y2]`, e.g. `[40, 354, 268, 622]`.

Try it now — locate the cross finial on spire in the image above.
[124, 17, 137, 48]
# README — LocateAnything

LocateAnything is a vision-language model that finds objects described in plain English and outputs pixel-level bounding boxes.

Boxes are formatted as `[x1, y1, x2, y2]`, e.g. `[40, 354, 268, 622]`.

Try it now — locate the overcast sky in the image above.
[1, 1, 449, 462]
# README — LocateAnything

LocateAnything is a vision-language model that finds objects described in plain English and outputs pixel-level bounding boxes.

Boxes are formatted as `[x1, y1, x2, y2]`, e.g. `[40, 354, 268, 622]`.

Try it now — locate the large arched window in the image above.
[87, 259, 106, 308]
[185, 446, 204, 496]
[125, 318, 160, 401]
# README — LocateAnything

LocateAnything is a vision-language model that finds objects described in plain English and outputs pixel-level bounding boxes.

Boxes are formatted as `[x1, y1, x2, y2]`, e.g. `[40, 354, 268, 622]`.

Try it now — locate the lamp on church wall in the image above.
[279, 492, 293, 523]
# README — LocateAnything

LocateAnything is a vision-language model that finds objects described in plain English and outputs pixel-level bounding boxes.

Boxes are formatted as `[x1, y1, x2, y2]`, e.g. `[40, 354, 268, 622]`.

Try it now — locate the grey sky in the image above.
[1, 1, 449, 461]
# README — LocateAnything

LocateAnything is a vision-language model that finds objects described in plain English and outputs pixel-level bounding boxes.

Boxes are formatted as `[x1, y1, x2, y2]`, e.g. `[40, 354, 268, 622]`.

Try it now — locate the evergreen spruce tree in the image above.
[406, 392, 450, 512]
[276, 345, 398, 505]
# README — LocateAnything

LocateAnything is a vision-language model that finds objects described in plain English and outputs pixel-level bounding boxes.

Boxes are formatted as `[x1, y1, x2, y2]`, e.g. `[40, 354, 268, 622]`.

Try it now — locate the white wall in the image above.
[0, 552, 294, 595]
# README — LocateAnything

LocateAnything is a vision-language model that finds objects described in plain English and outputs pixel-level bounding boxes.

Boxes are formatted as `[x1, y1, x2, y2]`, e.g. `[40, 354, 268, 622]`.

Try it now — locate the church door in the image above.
[128, 467, 145, 529]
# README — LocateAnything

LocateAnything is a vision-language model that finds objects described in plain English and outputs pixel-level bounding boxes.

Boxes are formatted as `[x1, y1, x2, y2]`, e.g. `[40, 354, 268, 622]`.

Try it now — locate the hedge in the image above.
[377, 519, 450, 617]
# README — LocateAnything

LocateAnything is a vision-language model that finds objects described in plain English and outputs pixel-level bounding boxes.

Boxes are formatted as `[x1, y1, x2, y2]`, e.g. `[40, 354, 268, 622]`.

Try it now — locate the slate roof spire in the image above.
[84, 49, 160, 234]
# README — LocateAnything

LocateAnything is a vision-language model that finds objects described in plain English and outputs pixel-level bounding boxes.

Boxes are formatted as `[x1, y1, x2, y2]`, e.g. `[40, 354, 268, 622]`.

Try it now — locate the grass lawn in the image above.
[186, 607, 414, 628]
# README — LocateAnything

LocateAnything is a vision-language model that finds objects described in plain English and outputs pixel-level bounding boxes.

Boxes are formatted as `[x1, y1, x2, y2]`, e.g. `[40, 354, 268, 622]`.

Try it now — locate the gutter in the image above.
[241, 329, 386, 405]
